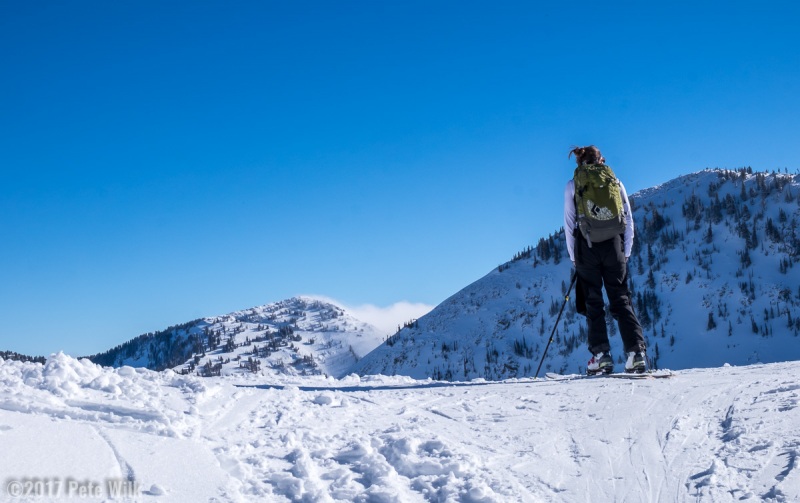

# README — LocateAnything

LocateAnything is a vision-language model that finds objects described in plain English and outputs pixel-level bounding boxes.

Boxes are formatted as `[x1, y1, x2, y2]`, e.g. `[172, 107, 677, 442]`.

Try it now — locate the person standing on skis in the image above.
[564, 145, 646, 374]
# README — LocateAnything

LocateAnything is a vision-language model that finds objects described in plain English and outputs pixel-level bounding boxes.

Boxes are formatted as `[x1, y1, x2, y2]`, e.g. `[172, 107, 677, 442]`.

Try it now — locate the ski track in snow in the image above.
[0, 354, 799, 502]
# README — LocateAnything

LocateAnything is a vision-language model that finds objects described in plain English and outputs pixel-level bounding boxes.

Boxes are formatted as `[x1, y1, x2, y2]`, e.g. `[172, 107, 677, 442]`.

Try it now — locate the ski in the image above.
[545, 370, 674, 381]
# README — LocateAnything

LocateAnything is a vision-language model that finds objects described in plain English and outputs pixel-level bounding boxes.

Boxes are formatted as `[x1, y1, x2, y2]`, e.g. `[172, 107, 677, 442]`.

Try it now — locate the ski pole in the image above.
[534, 271, 577, 378]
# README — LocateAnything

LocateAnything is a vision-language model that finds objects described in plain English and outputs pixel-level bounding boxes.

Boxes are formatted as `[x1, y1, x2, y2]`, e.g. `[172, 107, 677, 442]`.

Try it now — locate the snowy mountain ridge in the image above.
[353, 168, 800, 379]
[88, 296, 385, 379]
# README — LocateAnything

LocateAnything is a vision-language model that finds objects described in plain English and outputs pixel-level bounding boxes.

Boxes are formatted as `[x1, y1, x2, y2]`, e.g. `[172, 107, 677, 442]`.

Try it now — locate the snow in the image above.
[2, 353, 799, 502]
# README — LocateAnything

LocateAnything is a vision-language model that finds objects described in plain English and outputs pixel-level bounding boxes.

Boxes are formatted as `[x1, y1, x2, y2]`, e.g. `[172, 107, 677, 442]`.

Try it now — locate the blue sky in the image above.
[2, 1, 798, 357]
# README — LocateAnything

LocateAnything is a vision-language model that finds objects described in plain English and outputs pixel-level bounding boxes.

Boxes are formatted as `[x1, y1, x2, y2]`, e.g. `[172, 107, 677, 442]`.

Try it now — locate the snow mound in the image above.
[0, 352, 208, 437]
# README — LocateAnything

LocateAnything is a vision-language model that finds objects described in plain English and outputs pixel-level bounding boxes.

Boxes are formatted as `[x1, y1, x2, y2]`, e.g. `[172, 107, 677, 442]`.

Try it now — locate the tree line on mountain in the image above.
[88, 320, 205, 371]
[0, 351, 46, 364]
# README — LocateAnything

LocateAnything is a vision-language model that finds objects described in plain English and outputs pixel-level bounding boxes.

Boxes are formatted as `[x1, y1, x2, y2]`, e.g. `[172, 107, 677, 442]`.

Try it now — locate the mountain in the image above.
[352, 168, 800, 380]
[88, 296, 385, 378]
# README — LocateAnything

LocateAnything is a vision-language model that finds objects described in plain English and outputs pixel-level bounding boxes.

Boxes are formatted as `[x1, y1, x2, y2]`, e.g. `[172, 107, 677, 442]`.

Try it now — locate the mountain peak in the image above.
[88, 296, 385, 378]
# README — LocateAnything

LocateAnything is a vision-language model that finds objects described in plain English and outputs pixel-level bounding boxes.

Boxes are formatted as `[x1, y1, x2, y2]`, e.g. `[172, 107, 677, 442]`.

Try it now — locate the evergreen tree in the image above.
[707, 312, 717, 330]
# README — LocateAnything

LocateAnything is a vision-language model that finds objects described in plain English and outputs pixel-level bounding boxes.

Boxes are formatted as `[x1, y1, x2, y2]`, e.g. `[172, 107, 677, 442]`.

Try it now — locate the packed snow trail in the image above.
[0, 354, 798, 502]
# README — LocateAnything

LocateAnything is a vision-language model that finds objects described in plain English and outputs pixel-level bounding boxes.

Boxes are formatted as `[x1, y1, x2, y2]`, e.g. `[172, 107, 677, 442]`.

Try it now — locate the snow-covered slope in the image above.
[1, 353, 798, 501]
[353, 169, 800, 379]
[89, 296, 385, 379]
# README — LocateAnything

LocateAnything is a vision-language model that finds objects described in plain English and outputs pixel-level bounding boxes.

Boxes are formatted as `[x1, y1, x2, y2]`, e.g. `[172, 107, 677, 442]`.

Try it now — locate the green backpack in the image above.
[573, 164, 626, 244]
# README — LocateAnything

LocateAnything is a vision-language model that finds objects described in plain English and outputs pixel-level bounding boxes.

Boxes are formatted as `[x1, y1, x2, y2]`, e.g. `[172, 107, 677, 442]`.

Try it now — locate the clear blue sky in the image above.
[2, 1, 798, 357]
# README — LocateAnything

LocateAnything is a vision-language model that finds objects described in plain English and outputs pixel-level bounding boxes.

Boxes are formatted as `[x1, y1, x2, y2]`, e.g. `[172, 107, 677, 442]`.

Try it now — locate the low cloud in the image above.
[346, 301, 435, 335]
[305, 295, 434, 335]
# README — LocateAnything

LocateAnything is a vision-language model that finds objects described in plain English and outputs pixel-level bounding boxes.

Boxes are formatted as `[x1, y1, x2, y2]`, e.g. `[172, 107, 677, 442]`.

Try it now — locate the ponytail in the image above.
[569, 145, 605, 166]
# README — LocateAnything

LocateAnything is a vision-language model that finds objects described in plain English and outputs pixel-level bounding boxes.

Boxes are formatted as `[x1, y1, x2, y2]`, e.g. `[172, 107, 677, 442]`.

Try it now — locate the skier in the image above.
[564, 145, 646, 374]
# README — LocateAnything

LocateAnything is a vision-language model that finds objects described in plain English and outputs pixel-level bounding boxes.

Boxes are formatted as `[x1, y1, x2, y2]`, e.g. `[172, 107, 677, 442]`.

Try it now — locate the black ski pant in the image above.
[575, 234, 645, 356]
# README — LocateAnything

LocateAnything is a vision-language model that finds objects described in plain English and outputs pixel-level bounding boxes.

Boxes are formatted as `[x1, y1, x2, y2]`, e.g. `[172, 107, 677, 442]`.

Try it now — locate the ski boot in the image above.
[625, 351, 647, 374]
[587, 352, 613, 375]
